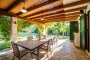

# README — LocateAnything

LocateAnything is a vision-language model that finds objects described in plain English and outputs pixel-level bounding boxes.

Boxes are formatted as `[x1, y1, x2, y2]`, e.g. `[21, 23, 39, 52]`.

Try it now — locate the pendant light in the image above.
[41, 13, 44, 20]
[41, 17, 44, 20]
[21, 0, 27, 13]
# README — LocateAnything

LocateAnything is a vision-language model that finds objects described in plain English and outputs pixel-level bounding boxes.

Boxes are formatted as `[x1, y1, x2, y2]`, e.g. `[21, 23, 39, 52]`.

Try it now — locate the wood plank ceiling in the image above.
[0, 0, 90, 23]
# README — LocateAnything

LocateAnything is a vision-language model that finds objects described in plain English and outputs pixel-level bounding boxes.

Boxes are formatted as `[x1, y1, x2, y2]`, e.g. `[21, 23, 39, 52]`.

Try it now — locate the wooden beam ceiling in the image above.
[0, 0, 89, 23]
[27, 6, 86, 20]
[0, 9, 32, 22]
[32, 13, 80, 21]
[34, 16, 78, 22]
[17, 0, 60, 15]
[32, 12, 80, 20]
[23, 0, 88, 18]
[36, 18, 77, 23]
[38, 13, 80, 19]
[6, 0, 23, 12]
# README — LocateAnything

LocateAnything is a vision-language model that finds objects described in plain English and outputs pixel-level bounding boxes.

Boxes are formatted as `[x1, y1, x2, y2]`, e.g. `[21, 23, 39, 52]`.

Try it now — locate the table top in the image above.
[16, 36, 55, 50]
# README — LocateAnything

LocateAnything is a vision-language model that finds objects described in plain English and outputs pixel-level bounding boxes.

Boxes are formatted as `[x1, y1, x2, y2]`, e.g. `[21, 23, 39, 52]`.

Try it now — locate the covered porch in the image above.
[0, 40, 89, 60]
[0, 0, 90, 60]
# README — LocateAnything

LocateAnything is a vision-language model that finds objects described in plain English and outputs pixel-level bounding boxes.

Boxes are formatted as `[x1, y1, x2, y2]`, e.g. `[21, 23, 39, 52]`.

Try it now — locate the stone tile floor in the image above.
[0, 39, 89, 60]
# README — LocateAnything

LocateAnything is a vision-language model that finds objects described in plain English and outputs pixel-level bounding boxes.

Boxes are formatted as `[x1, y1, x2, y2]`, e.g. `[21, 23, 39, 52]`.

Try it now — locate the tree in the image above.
[52, 22, 61, 36]
[0, 15, 11, 42]
[45, 22, 70, 38]
[34, 28, 39, 34]
[45, 23, 54, 35]
[59, 21, 70, 38]
[25, 25, 36, 36]
[34, 23, 44, 34]
[0, 15, 34, 50]
[17, 19, 33, 32]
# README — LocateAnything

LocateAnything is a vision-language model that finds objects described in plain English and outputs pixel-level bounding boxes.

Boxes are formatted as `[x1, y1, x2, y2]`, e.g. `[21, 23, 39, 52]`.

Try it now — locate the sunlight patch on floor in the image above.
[39, 40, 67, 60]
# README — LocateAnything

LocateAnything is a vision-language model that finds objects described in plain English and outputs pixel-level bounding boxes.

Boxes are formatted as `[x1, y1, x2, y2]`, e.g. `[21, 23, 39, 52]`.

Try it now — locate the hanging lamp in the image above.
[41, 13, 44, 20]
[21, 0, 27, 13]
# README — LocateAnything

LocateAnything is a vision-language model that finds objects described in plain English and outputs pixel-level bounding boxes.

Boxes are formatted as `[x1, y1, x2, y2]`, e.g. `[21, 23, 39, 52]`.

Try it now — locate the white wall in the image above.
[86, 2, 90, 13]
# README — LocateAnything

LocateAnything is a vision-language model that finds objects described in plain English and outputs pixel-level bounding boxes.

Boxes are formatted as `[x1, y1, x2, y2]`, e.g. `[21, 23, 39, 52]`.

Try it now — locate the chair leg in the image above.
[18, 58, 20, 60]
[31, 53, 33, 60]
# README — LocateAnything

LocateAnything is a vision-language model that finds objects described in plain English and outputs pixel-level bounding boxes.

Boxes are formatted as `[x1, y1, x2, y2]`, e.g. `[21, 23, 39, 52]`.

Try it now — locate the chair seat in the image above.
[18, 47, 27, 51]
[11, 42, 30, 60]
[20, 49, 30, 57]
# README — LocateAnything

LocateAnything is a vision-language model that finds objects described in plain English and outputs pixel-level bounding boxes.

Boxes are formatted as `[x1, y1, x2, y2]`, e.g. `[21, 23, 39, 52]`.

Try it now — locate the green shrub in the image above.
[0, 41, 10, 51]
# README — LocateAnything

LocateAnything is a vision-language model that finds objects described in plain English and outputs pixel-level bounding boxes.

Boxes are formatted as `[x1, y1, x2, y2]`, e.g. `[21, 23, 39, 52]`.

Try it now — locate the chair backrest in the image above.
[27, 36, 33, 40]
[11, 42, 20, 58]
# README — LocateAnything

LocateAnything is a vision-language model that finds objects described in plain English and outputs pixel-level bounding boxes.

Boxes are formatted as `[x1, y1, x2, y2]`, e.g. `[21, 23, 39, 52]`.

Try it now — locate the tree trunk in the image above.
[62, 32, 64, 38]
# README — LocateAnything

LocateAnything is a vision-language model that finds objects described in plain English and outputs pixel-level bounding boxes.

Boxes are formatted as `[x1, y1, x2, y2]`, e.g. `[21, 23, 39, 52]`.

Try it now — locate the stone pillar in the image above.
[43, 24, 46, 35]
[10, 17, 17, 42]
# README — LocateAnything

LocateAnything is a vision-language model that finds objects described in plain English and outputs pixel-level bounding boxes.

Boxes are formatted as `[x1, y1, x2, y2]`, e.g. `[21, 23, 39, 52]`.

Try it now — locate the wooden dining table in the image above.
[16, 36, 55, 60]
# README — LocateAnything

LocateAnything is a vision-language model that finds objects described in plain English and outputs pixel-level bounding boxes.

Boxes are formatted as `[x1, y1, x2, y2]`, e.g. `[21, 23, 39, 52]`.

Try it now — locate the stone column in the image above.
[43, 24, 46, 35]
[10, 17, 17, 42]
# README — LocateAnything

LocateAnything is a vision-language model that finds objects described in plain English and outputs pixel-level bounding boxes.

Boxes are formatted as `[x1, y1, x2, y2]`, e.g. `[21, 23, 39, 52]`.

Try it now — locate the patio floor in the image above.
[0, 39, 89, 60]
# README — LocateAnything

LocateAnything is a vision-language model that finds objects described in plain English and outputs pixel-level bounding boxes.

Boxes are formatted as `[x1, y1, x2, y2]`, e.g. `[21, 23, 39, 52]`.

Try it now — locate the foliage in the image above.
[17, 19, 33, 32]
[45, 23, 54, 29]
[0, 15, 11, 42]
[25, 25, 36, 36]
[47, 28, 53, 35]
[45, 23, 54, 35]
[0, 41, 10, 51]
[0, 16, 33, 50]
[34, 23, 44, 34]
[33, 28, 39, 34]
[52, 22, 60, 35]
[59, 22, 70, 32]
[46, 22, 70, 36]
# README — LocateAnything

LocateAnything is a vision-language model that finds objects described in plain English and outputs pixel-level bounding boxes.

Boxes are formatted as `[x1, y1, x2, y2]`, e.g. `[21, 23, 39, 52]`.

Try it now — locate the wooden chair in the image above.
[11, 42, 29, 60]
[40, 39, 53, 54]
[27, 36, 33, 40]
[52, 36, 58, 48]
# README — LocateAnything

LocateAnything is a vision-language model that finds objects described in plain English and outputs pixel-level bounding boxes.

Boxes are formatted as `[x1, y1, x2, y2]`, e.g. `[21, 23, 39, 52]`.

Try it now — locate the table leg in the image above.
[31, 53, 33, 60]
[47, 41, 49, 59]
[37, 47, 39, 60]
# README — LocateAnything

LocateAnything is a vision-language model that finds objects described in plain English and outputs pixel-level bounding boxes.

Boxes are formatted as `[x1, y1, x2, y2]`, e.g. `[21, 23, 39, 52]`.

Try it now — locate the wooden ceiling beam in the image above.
[64, 0, 90, 8]
[43, 19, 72, 23]
[46, 18, 77, 22]
[17, 0, 59, 15]
[32, 12, 80, 20]
[44, 15, 79, 19]
[43, 13, 80, 19]
[24, 5, 63, 17]
[34, 16, 78, 21]
[28, 6, 86, 19]
[0, 9, 34, 22]
[33, 15, 80, 21]
[33, 16, 78, 23]
[24, 0, 89, 18]
[30, 10, 65, 19]
[5, 0, 23, 12]
[36, 18, 77, 23]
[64, 6, 87, 12]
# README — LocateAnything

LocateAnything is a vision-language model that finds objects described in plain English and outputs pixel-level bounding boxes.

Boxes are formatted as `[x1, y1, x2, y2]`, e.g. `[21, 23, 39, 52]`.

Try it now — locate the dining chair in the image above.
[11, 42, 29, 60]
[40, 39, 53, 54]
[27, 36, 33, 40]
[52, 36, 58, 48]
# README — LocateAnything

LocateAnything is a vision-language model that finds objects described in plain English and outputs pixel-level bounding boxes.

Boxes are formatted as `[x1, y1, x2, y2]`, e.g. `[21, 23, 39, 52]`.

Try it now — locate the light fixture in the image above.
[21, 0, 27, 13]
[41, 13, 44, 20]
[13, 21, 17, 24]
[41, 17, 44, 20]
